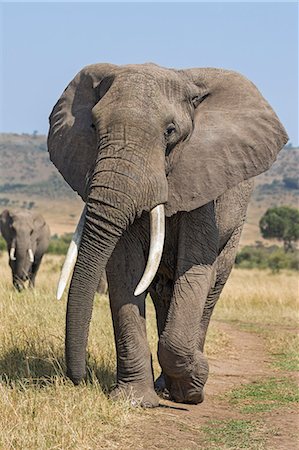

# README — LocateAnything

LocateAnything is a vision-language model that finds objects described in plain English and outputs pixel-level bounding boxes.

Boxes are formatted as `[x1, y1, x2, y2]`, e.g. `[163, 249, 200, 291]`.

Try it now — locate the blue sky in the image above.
[1, 2, 298, 144]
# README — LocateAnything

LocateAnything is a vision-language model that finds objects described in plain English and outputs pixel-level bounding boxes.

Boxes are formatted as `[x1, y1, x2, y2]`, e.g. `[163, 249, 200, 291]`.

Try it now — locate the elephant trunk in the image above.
[65, 136, 168, 384]
[66, 187, 131, 384]
[11, 238, 32, 290]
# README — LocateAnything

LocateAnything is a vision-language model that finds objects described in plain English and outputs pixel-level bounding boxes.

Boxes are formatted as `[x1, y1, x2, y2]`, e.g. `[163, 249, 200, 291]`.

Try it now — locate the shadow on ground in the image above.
[0, 345, 115, 393]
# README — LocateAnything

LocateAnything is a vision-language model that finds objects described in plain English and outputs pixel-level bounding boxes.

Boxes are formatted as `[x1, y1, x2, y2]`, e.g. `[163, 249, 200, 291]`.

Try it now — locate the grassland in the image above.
[0, 253, 298, 449]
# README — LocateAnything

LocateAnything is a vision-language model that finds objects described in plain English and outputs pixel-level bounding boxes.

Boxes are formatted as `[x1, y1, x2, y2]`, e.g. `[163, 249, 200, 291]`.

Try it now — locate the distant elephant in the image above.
[48, 63, 287, 407]
[0, 209, 50, 291]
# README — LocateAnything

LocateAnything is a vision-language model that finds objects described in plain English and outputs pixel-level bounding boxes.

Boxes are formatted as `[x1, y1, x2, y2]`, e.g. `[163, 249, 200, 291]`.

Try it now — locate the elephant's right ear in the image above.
[0, 209, 9, 221]
[0, 209, 10, 225]
[48, 64, 117, 200]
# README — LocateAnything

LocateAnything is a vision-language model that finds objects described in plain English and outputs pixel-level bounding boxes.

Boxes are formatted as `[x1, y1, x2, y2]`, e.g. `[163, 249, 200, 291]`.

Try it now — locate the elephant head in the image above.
[48, 63, 288, 383]
[0, 210, 45, 290]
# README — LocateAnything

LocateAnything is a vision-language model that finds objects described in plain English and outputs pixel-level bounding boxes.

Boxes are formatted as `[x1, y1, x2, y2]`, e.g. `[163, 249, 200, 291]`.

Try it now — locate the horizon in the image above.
[1, 2, 298, 145]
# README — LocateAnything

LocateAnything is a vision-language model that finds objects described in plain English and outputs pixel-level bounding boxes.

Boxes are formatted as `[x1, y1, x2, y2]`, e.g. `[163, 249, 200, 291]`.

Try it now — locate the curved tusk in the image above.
[28, 249, 34, 263]
[56, 206, 86, 300]
[10, 247, 16, 261]
[134, 204, 165, 296]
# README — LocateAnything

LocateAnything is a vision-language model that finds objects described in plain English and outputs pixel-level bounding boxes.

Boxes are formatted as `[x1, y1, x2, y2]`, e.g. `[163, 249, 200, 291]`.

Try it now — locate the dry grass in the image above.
[0, 255, 140, 449]
[214, 268, 298, 326]
[214, 268, 299, 374]
[0, 254, 298, 449]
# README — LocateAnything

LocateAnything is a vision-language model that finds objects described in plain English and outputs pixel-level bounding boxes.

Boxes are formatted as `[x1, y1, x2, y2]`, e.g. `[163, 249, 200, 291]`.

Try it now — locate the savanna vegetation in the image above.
[235, 244, 299, 272]
[259, 206, 299, 252]
[0, 254, 298, 449]
[0, 135, 298, 448]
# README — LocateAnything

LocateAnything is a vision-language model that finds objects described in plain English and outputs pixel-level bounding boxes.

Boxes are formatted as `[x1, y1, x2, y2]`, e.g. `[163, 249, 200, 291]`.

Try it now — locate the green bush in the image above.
[0, 235, 7, 253]
[0, 234, 72, 256]
[235, 245, 299, 272]
[235, 246, 268, 269]
[47, 234, 72, 255]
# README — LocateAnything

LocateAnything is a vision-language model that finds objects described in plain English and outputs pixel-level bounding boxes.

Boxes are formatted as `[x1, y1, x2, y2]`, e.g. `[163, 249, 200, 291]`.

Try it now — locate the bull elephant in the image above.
[0, 209, 50, 291]
[48, 63, 288, 407]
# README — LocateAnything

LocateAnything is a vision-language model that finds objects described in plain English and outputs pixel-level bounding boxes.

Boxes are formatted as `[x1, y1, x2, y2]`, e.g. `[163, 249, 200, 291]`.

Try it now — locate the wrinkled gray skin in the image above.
[48, 63, 288, 407]
[0, 210, 50, 291]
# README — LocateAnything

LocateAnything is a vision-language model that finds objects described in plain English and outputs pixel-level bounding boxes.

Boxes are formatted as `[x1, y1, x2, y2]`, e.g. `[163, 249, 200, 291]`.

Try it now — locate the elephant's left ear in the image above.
[165, 68, 288, 216]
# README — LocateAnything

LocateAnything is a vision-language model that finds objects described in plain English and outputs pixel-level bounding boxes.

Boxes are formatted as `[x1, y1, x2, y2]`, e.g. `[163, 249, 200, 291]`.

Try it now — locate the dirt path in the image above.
[126, 321, 298, 450]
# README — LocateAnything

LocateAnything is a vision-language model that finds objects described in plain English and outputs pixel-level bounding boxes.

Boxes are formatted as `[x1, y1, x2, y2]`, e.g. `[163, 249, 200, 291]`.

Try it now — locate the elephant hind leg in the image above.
[149, 273, 173, 396]
[199, 223, 245, 351]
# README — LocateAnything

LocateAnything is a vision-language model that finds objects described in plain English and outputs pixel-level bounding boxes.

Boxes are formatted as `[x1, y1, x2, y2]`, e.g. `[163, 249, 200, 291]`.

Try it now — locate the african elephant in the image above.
[0, 209, 50, 291]
[48, 63, 288, 407]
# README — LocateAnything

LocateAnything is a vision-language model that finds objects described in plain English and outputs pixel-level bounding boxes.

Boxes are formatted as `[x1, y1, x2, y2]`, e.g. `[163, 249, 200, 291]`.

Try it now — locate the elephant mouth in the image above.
[13, 279, 25, 292]
[56, 203, 165, 299]
[13, 276, 30, 292]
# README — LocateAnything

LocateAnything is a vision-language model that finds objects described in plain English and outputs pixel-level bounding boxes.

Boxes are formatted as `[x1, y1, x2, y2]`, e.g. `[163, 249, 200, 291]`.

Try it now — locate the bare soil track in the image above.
[127, 321, 298, 450]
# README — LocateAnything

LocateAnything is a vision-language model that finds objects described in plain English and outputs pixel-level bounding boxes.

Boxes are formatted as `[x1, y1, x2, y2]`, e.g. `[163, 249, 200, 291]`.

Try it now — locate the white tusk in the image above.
[56, 206, 86, 300]
[28, 249, 34, 263]
[134, 204, 165, 296]
[10, 247, 16, 261]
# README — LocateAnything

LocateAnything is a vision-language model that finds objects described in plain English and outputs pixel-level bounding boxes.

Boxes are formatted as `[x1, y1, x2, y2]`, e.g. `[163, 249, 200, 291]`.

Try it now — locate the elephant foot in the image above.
[158, 344, 209, 404]
[110, 383, 160, 408]
[156, 372, 204, 404]
[167, 377, 205, 404]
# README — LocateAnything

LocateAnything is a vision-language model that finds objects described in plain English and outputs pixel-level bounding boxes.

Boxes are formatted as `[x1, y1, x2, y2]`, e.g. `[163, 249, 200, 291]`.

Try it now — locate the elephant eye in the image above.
[165, 123, 176, 137]
[192, 92, 209, 108]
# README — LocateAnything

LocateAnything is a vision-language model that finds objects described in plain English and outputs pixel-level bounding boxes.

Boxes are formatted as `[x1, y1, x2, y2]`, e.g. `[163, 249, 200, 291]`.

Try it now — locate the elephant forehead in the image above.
[11, 213, 33, 227]
[113, 68, 190, 102]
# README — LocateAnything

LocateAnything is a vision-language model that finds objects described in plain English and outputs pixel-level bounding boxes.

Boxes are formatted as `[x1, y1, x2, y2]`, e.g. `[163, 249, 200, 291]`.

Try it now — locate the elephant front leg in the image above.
[158, 205, 218, 404]
[158, 266, 214, 404]
[106, 231, 159, 408]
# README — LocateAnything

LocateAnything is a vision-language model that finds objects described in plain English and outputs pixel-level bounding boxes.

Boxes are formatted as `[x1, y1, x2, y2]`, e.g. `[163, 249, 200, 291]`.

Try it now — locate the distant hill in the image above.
[252, 145, 298, 206]
[0, 133, 75, 199]
[0, 133, 298, 242]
